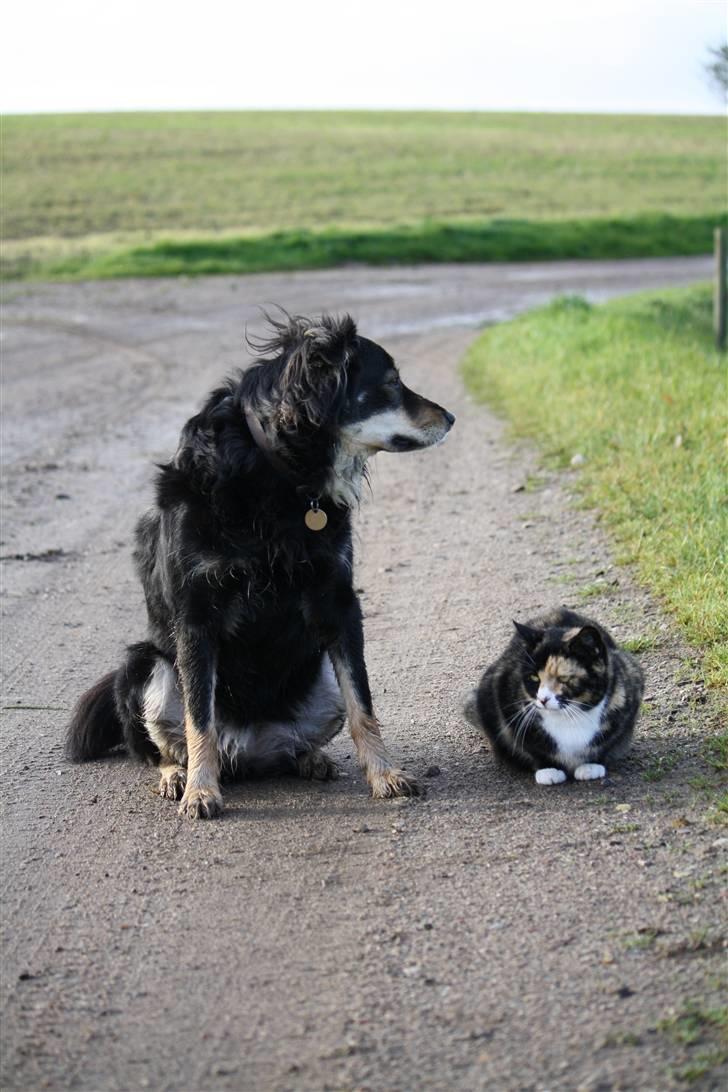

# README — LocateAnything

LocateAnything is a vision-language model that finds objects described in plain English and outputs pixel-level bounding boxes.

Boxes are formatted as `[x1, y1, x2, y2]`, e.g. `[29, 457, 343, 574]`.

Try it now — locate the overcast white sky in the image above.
[2, 0, 726, 115]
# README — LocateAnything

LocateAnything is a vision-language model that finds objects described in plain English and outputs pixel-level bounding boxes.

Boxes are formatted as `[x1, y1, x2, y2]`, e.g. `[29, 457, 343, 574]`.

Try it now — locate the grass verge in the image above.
[3, 213, 725, 282]
[658, 1001, 728, 1084]
[462, 284, 728, 689]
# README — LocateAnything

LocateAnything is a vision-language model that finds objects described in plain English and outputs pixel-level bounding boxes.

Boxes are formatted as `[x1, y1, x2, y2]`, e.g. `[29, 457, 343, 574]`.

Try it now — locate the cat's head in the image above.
[513, 620, 608, 714]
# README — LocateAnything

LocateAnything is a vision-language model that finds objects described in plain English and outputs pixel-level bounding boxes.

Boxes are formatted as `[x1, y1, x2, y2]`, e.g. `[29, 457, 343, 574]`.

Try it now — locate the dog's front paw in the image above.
[297, 750, 340, 781]
[178, 784, 223, 820]
[370, 769, 420, 799]
[159, 765, 187, 801]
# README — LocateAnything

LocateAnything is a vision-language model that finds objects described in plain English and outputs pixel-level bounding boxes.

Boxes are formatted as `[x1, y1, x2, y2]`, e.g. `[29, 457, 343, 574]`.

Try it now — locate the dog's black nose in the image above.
[444, 410, 456, 428]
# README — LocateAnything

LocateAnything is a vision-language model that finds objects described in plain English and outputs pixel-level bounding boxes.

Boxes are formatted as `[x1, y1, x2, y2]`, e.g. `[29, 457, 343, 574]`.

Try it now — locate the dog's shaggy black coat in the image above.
[67, 312, 454, 816]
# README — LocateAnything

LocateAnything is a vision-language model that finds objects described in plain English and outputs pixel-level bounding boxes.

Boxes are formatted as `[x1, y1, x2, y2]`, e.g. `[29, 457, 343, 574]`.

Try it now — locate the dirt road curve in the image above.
[2, 257, 725, 1091]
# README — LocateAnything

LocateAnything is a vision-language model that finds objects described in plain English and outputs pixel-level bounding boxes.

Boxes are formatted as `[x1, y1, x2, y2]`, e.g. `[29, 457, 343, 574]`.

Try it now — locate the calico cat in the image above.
[464, 607, 643, 784]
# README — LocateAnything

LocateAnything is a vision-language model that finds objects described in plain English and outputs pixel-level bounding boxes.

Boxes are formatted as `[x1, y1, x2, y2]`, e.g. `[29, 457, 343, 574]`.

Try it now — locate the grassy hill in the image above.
[2, 110, 725, 279]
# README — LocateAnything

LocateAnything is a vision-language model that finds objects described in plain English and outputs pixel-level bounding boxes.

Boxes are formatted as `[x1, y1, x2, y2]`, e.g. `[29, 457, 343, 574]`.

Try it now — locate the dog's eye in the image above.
[357, 392, 368, 404]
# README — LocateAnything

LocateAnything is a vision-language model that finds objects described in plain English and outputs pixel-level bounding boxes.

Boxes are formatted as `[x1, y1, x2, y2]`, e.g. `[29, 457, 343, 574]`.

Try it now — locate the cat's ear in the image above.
[567, 625, 605, 659]
[513, 620, 543, 649]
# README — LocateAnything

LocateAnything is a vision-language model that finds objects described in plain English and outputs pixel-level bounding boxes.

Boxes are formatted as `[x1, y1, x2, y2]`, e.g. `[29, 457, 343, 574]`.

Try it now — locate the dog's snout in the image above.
[443, 409, 456, 428]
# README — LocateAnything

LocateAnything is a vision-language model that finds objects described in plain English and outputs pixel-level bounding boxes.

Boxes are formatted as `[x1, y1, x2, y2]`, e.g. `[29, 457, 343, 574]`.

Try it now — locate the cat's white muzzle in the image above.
[536, 686, 561, 711]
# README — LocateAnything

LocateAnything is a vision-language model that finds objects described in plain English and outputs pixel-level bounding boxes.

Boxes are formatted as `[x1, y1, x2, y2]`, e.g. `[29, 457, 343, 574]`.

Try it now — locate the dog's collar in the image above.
[244, 405, 328, 531]
[244, 405, 298, 482]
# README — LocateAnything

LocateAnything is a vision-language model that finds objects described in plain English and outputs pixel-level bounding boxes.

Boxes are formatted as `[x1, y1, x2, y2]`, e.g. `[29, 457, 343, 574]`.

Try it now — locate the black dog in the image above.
[67, 312, 455, 818]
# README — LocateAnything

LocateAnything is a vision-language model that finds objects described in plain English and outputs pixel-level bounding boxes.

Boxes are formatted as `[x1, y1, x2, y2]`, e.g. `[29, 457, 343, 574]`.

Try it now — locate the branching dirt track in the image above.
[2, 258, 725, 1091]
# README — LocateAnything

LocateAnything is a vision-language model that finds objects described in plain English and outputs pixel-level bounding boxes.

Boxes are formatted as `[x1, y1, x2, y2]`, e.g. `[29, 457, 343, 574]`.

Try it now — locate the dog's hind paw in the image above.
[158, 765, 187, 801]
[178, 785, 223, 820]
[297, 750, 340, 781]
[370, 769, 420, 799]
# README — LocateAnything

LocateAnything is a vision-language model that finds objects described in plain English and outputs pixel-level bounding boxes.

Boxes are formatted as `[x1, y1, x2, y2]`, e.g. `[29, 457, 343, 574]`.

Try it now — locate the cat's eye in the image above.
[529, 674, 539, 682]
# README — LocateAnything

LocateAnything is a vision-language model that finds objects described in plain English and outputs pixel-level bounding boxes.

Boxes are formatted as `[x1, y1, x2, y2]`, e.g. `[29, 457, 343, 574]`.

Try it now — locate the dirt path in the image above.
[1, 257, 725, 1091]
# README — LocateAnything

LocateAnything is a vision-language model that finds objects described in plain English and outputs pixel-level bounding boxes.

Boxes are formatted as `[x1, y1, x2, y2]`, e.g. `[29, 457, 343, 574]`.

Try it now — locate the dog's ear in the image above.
[277, 313, 358, 429]
[297, 314, 358, 370]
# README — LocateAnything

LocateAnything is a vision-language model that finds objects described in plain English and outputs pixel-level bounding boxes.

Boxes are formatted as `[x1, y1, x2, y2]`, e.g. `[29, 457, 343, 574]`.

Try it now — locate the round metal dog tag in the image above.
[305, 506, 328, 531]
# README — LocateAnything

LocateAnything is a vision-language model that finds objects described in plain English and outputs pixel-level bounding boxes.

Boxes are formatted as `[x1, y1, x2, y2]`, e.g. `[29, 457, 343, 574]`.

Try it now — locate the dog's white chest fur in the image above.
[539, 698, 606, 768]
[325, 443, 367, 509]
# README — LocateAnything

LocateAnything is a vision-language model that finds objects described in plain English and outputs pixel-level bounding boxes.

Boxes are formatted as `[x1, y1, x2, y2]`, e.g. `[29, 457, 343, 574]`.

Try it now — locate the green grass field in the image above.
[462, 284, 728, 689]
[2, 110, 725, 279]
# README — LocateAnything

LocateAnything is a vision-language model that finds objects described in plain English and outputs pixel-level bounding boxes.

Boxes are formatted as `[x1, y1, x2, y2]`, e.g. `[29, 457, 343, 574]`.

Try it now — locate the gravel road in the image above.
[1, 256, 725, 1091]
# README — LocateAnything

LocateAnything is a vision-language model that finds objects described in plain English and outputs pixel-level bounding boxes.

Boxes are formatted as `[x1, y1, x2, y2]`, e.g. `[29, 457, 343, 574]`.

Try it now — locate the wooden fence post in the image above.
[715, 227, 727, 351]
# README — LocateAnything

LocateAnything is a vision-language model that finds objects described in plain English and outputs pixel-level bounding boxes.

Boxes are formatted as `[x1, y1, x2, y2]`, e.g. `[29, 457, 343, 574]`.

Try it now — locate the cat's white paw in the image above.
[535, 767, 567, 785]
[574, 763, 607, 781]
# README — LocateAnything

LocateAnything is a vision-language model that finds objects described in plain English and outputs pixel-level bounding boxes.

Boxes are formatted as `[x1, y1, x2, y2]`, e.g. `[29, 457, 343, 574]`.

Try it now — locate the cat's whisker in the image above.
[507, 706, 526, 748]
[508, 706, 527, 737]
[504, 700, 536, 731]
[563, 704, 584, 729]
[514, 703, 538, 751]
[513, 709, 527, 748]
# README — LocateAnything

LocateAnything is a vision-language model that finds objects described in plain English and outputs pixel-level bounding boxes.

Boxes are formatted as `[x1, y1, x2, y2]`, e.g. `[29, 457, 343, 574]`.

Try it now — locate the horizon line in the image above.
[2, 104, 724, 119]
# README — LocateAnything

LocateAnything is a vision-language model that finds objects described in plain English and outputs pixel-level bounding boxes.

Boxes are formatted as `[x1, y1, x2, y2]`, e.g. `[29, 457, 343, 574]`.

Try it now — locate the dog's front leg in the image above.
[176, 626, 222, 819]
[330, 603, 419, 799]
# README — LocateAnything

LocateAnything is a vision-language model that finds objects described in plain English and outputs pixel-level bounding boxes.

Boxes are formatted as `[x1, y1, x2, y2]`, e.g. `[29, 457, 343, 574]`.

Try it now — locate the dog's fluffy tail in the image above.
[463, 688, 482, 729]
[66, 671, 123, 761]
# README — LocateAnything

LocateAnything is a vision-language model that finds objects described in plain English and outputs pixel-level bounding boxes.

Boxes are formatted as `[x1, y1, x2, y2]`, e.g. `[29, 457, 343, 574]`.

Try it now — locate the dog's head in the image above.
[250, 312, 455, 454]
